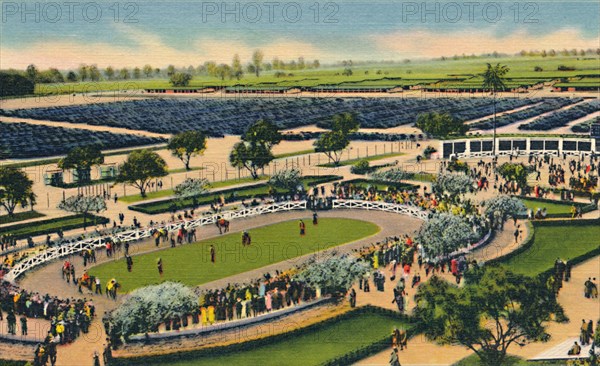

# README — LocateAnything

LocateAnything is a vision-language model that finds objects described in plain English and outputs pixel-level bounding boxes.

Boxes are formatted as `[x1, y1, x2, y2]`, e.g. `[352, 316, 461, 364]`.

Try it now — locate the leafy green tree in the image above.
[314, 130, 349, 166]
[58, 195, 106, 229]
[230, 120, 282, 179]
[167, 131, 207, 170]
[232, 54, 244, 80]
[143, 64, 153, 78]
[66, 71, 78, 82]
[133, 67, 141, 79]
[243, 119, 282, 148]
[252, 49, 264, 77]
[415, 112, 468, 137]
[116, 150, 168, 197]
[0, 167, 35, 216]
[25, 64, 38, 81]
[214, 64, 231, 81]
[78, 64, 89, 81]
[414, 266, 566, 366]
[88, 65, 101, 81]
[482, 63, 510, 155]
[104, 66, 115, 80]
[314, 113, 359, 166]
[119, 68, 130, 80]
[230, 141, 273, 179]
[169, 72, 192, 87]
[166, 64, 176, 77]
[58, 145, 104, 184]
[497, 162, 529, 189]
[0, 72, 35, 97]
[329, 112, 360, 134]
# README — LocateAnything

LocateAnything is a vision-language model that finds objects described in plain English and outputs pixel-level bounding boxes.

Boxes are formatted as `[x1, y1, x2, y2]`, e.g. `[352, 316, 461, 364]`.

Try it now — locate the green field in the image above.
[145, 312, 407, 366]
[503, 221, 600, 276]
[28, 56, 600, 96]
[119, 176, 268, 204]
[520, 198, 575, 215]
[88, 218, 379, 292]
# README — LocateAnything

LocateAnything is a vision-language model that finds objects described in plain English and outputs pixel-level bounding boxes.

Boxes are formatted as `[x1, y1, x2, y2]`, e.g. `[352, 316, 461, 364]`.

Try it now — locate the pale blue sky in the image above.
[1, 1, 598, 69]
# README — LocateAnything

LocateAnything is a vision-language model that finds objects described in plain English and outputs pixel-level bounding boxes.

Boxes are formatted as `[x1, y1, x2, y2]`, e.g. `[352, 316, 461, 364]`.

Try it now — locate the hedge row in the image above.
[0, 214, 109, 240]
[129, 175, 343, 215]
[110, 305, 413, 366]
[321, 316, 423, 366]
[486, 221, 536, 266]
[340, 178, 420, 192]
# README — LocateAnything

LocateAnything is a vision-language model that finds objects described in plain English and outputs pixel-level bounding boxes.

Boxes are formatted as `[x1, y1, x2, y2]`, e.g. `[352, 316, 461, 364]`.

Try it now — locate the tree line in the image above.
[11, 50, 320, 87]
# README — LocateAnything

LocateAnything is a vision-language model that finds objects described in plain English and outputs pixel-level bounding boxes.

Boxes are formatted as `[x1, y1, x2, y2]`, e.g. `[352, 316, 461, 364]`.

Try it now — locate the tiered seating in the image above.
[470, 98, 583, 130]
[519, 99, 600, 130]
[0, 122, 166, 159]
[1, 97, 540, 135]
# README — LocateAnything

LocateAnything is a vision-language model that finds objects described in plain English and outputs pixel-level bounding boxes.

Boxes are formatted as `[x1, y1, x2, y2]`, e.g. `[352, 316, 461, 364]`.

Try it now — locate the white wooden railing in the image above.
[3, 201, 307, 283]
[332, 199, 429, 220]
[4, 200, 433, 283]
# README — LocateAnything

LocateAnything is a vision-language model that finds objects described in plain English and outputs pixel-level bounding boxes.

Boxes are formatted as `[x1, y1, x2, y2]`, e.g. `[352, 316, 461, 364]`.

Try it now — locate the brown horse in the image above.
[216, 218, 230, 234]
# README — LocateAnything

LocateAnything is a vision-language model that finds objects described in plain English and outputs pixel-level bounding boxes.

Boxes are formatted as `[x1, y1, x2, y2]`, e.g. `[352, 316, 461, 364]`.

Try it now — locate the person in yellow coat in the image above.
[200, 307, 208, 326]
[373, 251, 379, 269]
[55, 322, 65, 344]
[207, 305, 215, 325]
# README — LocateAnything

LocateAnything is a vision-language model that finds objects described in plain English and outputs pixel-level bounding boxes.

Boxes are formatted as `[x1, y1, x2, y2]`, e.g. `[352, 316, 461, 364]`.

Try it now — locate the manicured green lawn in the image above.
[119, 176, 269, 204]
[319, 152, 404, 167]
[520, 198, 574, 215]
[129, 175, 341, 214]
[0, 211, 45, 225]
[503, 221, 600, 276]
[274, 149, 315, 159]
[0, 214, 108, 239]
[146, 312, 407, 366]
[89, 218, 379, 292]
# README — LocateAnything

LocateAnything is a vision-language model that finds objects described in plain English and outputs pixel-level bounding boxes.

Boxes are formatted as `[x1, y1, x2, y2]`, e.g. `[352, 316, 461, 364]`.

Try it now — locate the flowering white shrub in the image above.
[268, 168, 301, 191]
[370, 168, 410, 182]
[111, 282, 197, 339]
[483, 195, 527, 228]
[416, 212, 481, 260]
[174, 178, 210, 199]
[432, 172, 475, 199]
[294, 253, 370, 294]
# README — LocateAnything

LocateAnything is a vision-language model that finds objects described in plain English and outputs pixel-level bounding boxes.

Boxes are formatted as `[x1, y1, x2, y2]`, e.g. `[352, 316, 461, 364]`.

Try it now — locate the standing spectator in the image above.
[7, 311, 16, 335]
[20, 315, 28, 335]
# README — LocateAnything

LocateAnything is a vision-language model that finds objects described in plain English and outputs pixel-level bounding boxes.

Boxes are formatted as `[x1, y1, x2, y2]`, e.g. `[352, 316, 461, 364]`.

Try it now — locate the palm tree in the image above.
[482, 63, 510, 156]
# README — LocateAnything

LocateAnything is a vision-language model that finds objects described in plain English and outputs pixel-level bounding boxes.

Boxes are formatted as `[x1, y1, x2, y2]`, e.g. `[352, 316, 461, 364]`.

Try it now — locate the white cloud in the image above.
[0, 24, 331, 69]
[370, 28, 600, 58]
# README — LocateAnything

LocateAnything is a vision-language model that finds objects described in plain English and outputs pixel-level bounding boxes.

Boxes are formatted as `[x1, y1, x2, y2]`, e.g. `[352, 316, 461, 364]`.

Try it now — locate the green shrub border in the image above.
[339, 178, 420, 192]
[129, 175, 343, 215]
[0, 214, 109, 239]
[110, 305, 414, 366]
